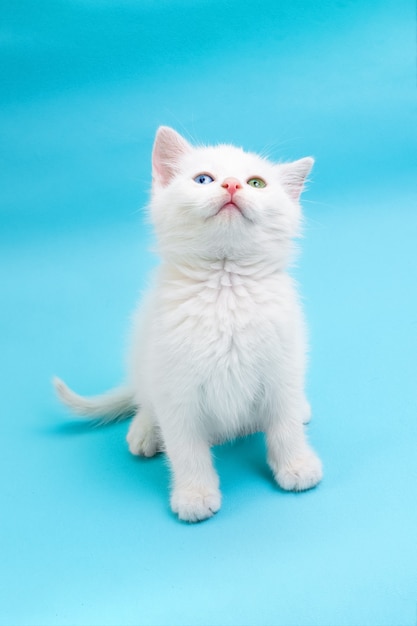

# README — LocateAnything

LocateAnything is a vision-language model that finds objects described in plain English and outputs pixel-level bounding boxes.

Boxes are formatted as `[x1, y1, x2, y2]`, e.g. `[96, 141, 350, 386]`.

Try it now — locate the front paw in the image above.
[171, 486, 221, 523]
[275, 449, 323, 492]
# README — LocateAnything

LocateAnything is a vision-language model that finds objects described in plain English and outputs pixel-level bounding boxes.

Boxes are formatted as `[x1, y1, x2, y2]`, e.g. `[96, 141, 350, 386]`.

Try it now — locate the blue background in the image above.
[1, 1, 417, 624]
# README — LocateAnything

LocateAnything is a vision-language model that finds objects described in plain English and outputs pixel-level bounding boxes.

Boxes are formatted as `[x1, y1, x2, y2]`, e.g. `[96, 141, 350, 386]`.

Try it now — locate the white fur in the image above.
[54, 126, 322, 522]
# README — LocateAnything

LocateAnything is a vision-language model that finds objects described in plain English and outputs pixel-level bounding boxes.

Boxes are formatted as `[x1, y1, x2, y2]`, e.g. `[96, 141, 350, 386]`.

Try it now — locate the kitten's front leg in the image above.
[266, 387, 322, 492]
[158, 403, 221, 522]
[302, 397, 312, 424]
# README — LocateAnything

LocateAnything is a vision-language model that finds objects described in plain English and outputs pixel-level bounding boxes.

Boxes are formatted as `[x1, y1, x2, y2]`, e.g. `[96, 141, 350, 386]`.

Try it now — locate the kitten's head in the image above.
[150, 126, 313, 267]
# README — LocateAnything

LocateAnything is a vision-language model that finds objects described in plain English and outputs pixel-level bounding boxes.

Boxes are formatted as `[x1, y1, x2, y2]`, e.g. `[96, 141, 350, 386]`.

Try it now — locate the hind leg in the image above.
[127, 407, 162, 457]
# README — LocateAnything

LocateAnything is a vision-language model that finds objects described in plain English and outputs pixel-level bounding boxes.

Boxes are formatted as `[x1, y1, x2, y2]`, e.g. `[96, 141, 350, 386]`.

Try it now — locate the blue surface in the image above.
[1, 1, 417, 625]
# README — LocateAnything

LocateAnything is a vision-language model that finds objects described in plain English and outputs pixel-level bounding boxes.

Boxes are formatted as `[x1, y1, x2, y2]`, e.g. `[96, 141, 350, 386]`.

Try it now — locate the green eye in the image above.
[247, 177, 266, 189]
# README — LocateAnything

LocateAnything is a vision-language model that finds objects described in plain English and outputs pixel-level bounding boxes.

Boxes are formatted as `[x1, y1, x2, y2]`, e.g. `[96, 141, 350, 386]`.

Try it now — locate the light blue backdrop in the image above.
[1, 1, 416, 625]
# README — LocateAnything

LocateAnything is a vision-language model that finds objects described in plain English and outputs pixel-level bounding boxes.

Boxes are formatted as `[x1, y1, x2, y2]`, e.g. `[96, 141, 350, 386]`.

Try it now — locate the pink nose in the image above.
[221, 177, 242, 196]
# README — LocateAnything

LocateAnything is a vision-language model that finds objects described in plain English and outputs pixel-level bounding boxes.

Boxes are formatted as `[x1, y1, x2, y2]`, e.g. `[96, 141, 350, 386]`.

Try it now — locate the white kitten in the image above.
[54, 126, 323, 522]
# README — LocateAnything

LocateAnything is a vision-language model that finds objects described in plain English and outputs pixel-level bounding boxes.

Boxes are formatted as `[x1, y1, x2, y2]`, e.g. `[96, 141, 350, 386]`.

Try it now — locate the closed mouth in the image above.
[217, 201, 241, 214]
[211, 201, 253, 222]
[206, 199, 252, 222]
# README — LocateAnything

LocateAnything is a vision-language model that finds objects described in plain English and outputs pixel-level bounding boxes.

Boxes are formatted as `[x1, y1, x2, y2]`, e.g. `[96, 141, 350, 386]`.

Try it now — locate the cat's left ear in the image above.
[152, 126, 192, 188]
[277, 157, 314, 201]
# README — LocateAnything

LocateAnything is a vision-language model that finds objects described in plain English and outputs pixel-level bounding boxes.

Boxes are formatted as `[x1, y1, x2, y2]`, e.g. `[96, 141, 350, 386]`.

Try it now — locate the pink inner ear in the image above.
[152, 126, 191, 187]
[279, 157, 314, 201]
[286, 181, 303, 201]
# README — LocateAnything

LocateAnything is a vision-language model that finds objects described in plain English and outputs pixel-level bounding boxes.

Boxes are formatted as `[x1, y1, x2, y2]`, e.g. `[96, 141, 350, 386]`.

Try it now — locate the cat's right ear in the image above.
[152, 126, 192, 188]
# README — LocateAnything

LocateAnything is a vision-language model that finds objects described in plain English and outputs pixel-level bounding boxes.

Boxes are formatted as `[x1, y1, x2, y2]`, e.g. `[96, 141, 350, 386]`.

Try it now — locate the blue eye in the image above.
[194, 173, 214, 184]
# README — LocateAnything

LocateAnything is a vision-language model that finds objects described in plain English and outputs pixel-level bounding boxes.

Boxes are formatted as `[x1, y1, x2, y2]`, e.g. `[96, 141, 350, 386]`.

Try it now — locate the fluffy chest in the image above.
[149, 266, 297, 433]
[157, 267, 292, 372]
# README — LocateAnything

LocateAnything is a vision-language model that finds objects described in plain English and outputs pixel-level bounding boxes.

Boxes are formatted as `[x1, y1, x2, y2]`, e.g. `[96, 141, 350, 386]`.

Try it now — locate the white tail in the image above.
[53, 377, 136, 423]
